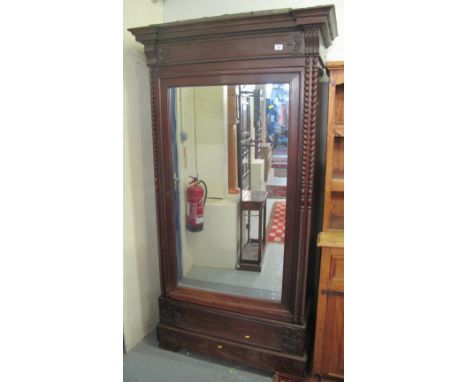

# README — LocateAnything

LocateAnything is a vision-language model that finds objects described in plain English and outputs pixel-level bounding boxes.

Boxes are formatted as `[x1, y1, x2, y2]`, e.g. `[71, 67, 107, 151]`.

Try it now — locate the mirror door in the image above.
[169, 83, 290, 301]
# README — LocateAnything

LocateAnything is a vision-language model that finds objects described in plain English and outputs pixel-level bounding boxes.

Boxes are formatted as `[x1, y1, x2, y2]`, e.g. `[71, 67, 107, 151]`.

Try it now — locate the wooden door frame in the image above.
[151, 61, 313, 324]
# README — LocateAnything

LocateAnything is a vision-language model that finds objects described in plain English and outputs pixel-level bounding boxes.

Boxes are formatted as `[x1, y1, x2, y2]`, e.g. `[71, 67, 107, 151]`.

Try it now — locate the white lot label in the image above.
[274, 44, 284, 51]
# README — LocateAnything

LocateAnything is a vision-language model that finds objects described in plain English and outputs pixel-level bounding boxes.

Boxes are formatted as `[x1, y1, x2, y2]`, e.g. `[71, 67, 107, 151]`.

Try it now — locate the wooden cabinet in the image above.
[312, 61, 344, 381]
[316, 243, 344, 374]
[322, 62, 344, 231]
[312, 234, 344, 381]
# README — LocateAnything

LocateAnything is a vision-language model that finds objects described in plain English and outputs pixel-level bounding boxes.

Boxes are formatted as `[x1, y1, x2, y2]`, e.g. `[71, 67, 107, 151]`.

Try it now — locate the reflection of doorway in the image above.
[266, 84, 289, 199]
[237, 88, 252, 191]
[236, 83, 289, 274]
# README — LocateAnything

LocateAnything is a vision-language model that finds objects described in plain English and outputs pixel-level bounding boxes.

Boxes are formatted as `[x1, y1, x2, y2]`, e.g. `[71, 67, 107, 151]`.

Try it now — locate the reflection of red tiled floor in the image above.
[271, 146, 288, 169]
[267, 201, 286, 243]
[271, 156, 287, 169]
[266, 185, 287, 198]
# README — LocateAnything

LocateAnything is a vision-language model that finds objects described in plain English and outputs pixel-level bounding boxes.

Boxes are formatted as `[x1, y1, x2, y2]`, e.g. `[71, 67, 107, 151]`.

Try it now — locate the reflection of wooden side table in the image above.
[237, 190, 268, 272]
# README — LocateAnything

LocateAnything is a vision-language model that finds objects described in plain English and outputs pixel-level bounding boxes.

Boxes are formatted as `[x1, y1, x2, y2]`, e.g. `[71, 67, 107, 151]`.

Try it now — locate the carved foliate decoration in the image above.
[281, 327, 302, 353]
[160, 300, 181, 325]
[286, 34, 302, 56]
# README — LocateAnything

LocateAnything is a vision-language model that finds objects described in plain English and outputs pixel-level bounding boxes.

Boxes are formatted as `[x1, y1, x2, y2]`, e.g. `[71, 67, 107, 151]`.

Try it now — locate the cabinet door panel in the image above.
[327, 250, 344, 291]
[321, 293, 344, 378]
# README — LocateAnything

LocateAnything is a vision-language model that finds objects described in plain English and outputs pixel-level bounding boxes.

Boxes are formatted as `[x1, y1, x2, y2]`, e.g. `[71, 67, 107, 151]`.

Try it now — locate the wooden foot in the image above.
[273, 372, 308, 382]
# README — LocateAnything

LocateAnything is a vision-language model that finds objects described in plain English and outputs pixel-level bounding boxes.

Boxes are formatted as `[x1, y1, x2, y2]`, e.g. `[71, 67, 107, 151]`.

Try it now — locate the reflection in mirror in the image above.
[169, 83, 289, 301]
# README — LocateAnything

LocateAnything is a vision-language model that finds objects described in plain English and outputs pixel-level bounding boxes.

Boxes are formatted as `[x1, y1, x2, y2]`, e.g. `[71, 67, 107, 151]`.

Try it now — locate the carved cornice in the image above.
[128, 5, 337, 66]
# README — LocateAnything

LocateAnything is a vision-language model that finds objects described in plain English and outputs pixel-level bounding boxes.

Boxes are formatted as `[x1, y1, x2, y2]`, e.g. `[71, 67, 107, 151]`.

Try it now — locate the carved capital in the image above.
[303, 26, 320, 56]
[144, 42, 167, 66]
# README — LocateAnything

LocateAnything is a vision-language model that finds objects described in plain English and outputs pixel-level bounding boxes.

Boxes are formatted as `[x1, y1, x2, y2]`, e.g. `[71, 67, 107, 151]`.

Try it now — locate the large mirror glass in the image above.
[169, 83, 290, 301]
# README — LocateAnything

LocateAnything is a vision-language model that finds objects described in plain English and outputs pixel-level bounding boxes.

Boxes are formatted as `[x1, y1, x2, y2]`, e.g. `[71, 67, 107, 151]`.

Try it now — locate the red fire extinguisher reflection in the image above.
[186, 176, 208, 232]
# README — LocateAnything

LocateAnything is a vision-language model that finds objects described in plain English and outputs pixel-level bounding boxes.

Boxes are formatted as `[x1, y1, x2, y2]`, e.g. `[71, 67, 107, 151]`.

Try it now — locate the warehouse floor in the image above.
[123, 332, 273, 382]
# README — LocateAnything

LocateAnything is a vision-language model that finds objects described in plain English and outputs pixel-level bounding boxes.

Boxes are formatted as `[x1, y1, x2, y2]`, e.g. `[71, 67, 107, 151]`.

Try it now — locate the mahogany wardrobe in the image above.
[129, 5, 338, 379]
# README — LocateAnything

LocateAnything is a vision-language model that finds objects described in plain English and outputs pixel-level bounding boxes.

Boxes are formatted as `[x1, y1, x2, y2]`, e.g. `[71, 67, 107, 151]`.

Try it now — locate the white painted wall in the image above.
[123, 0, 164, 351]
[163, 0, 344, 61]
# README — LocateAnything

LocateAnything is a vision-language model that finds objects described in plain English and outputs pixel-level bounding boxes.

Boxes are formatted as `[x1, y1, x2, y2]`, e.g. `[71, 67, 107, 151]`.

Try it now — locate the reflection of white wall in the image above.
[174, 86, 237, 271]
[175, 87, 196, 277]
[194, 86, 228, 199]
[193, 196, 239, 269]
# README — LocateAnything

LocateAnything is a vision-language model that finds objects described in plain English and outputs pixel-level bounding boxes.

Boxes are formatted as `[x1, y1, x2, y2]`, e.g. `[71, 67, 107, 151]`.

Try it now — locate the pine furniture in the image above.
[311, 61, 344, 381]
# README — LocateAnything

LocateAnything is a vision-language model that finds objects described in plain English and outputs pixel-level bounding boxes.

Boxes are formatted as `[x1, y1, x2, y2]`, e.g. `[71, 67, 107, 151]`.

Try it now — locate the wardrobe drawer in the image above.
[159, 297, 306, 356]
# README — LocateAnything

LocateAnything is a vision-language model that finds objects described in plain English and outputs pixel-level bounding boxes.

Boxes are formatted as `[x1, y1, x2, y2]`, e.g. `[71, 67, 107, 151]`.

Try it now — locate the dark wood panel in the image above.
[158, 324, 308, 377]
[168, 286, 293, 323]
[154, 31, 304, 66]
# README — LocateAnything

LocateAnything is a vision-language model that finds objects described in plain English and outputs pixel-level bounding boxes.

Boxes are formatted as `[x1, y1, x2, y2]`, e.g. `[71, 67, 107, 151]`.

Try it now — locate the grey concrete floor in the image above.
[123, 333, 273, 382]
